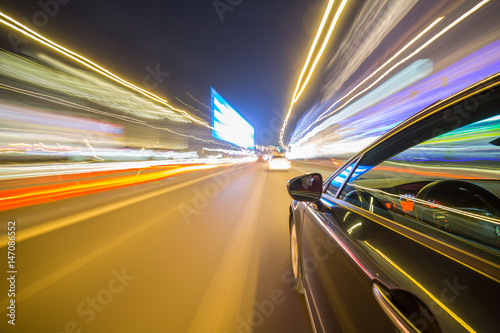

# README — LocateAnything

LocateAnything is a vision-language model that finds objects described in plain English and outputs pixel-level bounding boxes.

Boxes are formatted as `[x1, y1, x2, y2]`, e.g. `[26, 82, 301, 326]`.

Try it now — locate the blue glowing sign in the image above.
[211, 87, 254, 148]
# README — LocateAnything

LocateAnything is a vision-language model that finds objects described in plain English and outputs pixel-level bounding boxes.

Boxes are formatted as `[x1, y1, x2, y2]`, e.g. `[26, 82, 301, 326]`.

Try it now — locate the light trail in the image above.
[290, 0, 335, 104]
[279, 0, 349, 148]
[0, 163, 233, 212]
[174, 96, 209, 118]
[293, 0, 349, 103]
[364, 241, 476, 333]
[0, 11, 210, 128]
[187, 91, 211, 111]
[293, 17, 443, 142]
[293, 0, 491, 145]
[0, 83, 236, 148]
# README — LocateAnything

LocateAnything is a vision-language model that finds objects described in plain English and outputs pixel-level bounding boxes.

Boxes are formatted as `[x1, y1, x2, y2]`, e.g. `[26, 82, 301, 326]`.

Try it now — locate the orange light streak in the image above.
[0, 164, 232, 211]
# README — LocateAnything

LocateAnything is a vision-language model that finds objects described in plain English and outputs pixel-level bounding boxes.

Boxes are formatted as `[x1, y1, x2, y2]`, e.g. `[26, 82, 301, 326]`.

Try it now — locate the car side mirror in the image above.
[286, 173, 323, 202]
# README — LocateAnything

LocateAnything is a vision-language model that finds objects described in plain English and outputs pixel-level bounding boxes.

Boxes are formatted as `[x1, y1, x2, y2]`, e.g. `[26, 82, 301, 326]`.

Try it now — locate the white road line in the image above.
[188, 168, 266, 333]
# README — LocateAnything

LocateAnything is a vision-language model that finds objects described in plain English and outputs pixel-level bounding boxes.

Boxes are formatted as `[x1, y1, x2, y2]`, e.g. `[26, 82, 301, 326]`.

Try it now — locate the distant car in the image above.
[268, 156, 291, 170]
[286, 73, 500, 333]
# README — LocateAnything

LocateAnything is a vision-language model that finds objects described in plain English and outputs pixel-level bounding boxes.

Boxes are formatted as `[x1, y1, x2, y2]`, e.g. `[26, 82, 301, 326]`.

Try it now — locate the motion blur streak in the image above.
[294, 16, 444, 141]
[0, 165, 244, 248]
[288, 0, 334, 109]
[288, 0, 500, 161]
[188, 170, 265, 332]
[321, 0, 419, 102]
[0, 159, 245, 180]
[0, 205, 177, 304]
[293, 0, 349, 103]
[364, 242, 476, 333]
[0, 12, 209, 127]
[297, 0, 490, 143]
[0, 52, 186, 122]
[0, 163, 316, 332]
[279, 0, 349, 147]
[0, 65, 236, 160]
[202, 148, 255, 156]
[373, 164, 499, 181]
[174, 96, 209, 119]
[0, 163, 232, 212]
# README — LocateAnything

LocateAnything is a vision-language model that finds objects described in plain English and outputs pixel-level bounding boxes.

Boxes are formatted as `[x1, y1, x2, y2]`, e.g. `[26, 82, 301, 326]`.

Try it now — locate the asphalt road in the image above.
[0, 160, 337, 333]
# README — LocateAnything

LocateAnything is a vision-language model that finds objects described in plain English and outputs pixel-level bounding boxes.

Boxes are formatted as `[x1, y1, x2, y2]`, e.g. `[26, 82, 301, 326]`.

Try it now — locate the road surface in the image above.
[0, 160, 337, 333]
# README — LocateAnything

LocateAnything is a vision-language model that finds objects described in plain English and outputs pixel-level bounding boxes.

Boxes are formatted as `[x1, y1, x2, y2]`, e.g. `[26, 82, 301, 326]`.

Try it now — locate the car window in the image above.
[339, 113, 500, 252]
[325, 160, 359, 197]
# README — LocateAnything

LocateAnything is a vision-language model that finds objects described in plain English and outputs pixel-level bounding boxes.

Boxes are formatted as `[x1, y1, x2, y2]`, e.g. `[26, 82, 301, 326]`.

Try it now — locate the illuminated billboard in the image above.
[211, 87, 254, 148]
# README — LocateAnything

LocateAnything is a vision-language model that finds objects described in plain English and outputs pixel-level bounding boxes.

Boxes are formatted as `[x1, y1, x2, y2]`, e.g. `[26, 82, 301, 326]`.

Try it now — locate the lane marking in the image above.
[188, 168, 266, 332]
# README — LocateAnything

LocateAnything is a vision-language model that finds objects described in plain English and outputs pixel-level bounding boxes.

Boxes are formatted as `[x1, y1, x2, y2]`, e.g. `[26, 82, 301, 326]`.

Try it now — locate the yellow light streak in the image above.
[321, 0, 490, 121]
[292, 17, 443, 143]
[347, 222, 362, 234]
[279, 0, 349, 148]
[364, 241, 476, 333]
[294, 0, 349, 103]
[0, 11, 210, 128]
[0, 83, 235, 148]
[83, 138, 105, 161]
[323, 17, 442, 119]
[294, 0, 490, 144]
[290, 0, 335, 104]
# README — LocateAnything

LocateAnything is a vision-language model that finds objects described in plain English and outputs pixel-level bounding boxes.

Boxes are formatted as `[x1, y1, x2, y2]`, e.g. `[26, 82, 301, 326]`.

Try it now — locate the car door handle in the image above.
[372, 282, 421, 333]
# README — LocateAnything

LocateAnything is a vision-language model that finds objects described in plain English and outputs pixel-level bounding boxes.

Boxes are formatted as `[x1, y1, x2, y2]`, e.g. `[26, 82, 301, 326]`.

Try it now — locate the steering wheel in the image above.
[415, 179, 500, 231]
[343, 189, 392, 218]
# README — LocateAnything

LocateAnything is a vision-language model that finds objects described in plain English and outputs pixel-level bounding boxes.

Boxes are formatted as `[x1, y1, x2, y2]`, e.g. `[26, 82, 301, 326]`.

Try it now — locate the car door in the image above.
[300, 192, 401, 332]
[299, 78, 500, 332]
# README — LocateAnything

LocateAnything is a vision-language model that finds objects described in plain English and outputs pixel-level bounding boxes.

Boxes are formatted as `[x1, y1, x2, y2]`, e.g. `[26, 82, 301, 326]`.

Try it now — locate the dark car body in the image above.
[287, 73, 500, 333]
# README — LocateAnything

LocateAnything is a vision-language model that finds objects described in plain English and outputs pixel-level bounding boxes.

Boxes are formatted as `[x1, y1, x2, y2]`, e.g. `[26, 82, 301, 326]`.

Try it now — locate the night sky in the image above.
[0, 0, 327, 145]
